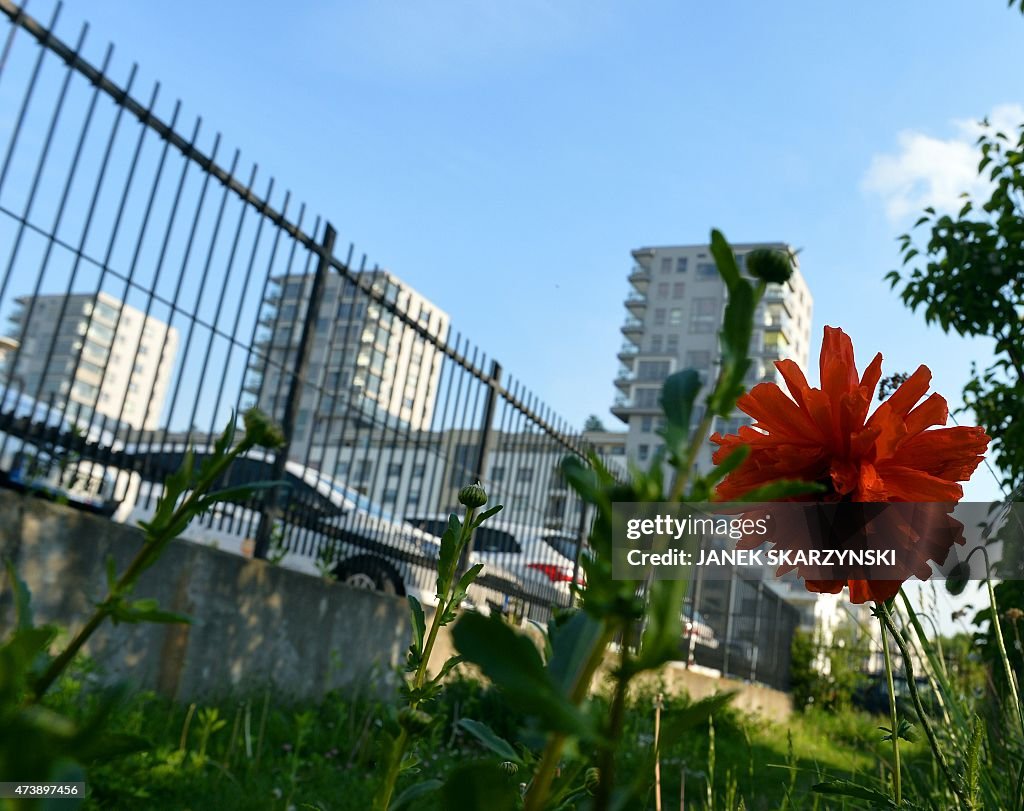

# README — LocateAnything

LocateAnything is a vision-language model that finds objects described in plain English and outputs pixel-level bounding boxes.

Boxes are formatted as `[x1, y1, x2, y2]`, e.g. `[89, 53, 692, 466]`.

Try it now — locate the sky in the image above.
[4, 0, 1021, 510]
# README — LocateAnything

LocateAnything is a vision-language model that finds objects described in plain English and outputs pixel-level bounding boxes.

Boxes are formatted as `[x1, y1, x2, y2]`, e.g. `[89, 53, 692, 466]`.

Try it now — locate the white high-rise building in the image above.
[246, 269, 449, 460]
[4, 292, 178, 430]
[612, 242, 813, 471]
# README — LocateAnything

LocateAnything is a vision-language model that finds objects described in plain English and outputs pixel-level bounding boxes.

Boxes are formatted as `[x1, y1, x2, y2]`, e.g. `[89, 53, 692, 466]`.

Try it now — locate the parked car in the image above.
[118, 447, 519, 614]
[683, 607, 718, 649]
[0, 385, 117, 515]
[405, 514, 586, 614]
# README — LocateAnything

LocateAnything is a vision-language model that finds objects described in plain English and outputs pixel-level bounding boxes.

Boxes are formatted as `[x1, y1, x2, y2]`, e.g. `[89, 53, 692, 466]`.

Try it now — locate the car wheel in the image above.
[334, 555, 405, 596]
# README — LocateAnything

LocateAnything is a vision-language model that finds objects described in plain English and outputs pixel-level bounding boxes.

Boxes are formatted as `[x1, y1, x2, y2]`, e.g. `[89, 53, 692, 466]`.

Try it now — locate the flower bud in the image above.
[747, 248, 794, 284]
[458, 481, 488, 509]
[243, 407, 286, 449]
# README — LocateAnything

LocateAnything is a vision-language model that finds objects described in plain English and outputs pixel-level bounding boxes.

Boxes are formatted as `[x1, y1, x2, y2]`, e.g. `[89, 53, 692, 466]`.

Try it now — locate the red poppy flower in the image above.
[710, 326, 990, 603]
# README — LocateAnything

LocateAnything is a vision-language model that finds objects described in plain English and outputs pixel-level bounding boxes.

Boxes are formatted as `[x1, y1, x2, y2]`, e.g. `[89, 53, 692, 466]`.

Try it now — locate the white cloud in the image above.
[862, 102, 1024, 224]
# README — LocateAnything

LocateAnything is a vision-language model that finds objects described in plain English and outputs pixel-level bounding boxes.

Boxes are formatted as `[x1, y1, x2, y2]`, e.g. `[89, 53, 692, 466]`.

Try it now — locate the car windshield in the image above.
[542, 534, 580, 560]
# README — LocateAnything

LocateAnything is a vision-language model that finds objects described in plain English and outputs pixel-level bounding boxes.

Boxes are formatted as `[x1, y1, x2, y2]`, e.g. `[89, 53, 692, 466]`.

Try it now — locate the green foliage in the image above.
[789, 627, 869, 713]
[887, 116, 1024, 490]
[0, 408, 285, 787]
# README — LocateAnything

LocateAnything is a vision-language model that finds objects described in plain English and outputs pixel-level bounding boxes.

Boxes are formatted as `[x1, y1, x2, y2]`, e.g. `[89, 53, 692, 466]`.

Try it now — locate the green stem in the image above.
[372, 728, 408, 811]
[878, 606, 902, 807]
[373, 508, 476, 811]
[877, 603, 967, 807]
[983, 572, 1024, 738]
[594, 623, 634, 811]
[524, 624, 616, 811]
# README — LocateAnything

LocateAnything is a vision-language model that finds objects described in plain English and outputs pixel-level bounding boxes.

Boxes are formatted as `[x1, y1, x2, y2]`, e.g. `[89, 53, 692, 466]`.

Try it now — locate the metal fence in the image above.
[0, 1, 797, 690]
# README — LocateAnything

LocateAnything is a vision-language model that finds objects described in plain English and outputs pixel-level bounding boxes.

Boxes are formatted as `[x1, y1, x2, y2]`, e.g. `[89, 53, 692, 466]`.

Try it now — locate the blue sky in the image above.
[9, 0, 1022, 501]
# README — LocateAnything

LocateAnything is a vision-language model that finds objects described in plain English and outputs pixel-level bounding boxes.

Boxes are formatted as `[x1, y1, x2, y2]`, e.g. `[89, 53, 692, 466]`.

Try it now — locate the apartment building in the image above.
[612, 242, 813, 471]
[3, 292, 178, 430]
[245, 269, 449, 459]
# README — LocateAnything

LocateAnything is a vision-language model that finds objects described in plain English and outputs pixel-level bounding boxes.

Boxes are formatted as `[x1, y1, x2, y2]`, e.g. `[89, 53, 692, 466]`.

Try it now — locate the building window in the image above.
[413, 464, 426, 478]
[387, 463, 402, 477]
[407, 491, 420, 506]
[638, 360, 671, 380]
[666, 334, 679, 353]
[696, 262, 717, 279]
[383, 489, 398, 504]
[491, 466, 505, 482]
[685, 350, 711, 370]
[517, 466, 533, 484]
[650, 335, 663, 352]
[653, 309, 666, 326]
[676, 257, 688, 273]
[657, 282, 669, 298]
[640, 416, 653, 432]
[690, 298, 718, 334]
[660, 257, 672, 273]
[634, 387, 659, 408]
[637, 444, 649, 461]
[668, 308, 682, 325]
[673, 282, 685, 298]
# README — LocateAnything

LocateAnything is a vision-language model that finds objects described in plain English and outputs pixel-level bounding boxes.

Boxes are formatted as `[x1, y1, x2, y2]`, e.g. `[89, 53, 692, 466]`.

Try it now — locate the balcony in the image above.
[621, 317, 644, 336]
[614, 370, 634, 391]
[617, 342, 639, 361]
[763, 285, 793, 316]
[631, 248, 655, 271]
[627, 266, 651, 290]
[625, 291, 647, 315]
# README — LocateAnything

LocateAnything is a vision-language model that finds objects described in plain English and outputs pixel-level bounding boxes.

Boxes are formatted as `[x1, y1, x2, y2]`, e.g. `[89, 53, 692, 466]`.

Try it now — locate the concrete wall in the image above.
[0, 491, 789, 719]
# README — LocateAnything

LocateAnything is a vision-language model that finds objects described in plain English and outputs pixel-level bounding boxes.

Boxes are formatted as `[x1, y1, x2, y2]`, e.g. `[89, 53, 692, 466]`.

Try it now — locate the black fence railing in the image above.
[0, 0, 799, 690]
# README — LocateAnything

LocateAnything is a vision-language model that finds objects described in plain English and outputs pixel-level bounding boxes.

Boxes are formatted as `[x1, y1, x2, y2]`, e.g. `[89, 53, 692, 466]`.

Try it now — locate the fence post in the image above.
[456, 360, 501, 575]
[253, 222, 337, 559]
[749, 579, 764, 682]
[721, 570, 736, 677]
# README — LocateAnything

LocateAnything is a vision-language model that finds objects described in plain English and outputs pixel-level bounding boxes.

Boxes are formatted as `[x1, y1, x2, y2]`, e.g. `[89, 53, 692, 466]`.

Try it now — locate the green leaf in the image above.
[710, 229, 742, 293]
[701, 444, 750, 488]
[4, 557, 34, 631]
[195, 480, 285, 512]
[458, 718, 522, 764]
[407, 595, 426, 655]
[733, 479, 825, 502]
[109, 598, 191, 626]
[436, 514, 463, 598]
[472, 505, 504, 528]
[452, 563, 485, 605]
[432, 654, 464, 684]
[390, 780, 442, 811]
[634, 578, 688, 671]
[659, 692, 737, 751]
[105, 555, 118, 592]
[965, 714, 983, 806]
[811, 780, 896, 807]
[453, 612, 594, 737]
[546, 610, 605, 696]
[660, 369, 702, 432]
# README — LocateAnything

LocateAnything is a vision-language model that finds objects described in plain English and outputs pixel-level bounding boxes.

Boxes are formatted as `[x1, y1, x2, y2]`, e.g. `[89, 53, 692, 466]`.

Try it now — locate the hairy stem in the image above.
[524, 623, 616, 811]
[878, 607, 902, 807]
[877, 602, 967, 807]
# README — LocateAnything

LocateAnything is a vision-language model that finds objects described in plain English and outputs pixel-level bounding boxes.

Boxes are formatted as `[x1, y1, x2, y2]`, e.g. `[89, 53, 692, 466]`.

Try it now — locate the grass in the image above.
[44, 664, 915, 811]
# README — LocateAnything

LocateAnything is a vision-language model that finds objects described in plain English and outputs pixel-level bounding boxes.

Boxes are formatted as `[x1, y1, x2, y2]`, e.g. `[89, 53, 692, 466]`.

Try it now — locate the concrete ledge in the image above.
[0, 490, 790, 720]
